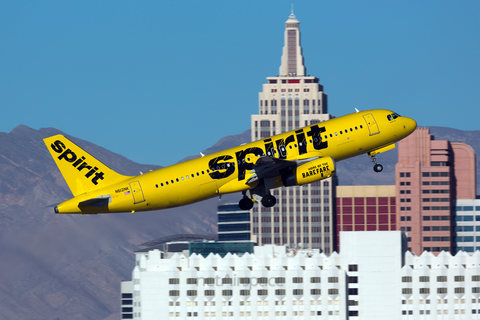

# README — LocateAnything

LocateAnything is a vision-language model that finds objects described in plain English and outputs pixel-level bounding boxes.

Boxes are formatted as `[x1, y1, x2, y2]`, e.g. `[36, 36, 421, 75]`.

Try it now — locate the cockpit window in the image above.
[387, 113, 401, 121]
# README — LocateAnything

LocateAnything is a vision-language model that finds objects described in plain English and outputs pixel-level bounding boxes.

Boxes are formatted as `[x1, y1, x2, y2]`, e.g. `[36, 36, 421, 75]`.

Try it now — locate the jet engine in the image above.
[281, 156, 336, 187]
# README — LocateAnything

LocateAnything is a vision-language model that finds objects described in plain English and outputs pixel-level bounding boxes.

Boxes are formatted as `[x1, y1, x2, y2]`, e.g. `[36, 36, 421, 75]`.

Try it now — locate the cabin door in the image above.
[363, 113, 380, 136]
[129, 181, 145, 204]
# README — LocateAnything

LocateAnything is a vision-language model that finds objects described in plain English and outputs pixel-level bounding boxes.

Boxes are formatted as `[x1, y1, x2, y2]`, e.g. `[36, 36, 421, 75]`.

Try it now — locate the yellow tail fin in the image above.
[44, 135, 131, 196]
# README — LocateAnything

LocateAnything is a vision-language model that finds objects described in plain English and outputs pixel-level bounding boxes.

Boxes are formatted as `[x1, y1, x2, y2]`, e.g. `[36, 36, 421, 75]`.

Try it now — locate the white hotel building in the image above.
[121, 231, 480, 319]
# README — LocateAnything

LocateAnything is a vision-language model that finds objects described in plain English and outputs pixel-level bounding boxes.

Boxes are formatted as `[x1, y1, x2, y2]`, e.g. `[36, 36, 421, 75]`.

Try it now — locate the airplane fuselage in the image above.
[48, 109, 416, 214]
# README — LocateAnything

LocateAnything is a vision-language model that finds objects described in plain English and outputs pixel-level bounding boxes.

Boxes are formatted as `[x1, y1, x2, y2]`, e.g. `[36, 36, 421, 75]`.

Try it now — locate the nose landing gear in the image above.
[368, 152, 383, 173]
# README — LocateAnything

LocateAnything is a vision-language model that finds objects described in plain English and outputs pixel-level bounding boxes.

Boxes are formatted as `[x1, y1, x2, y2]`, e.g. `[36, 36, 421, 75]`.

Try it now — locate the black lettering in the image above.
[51, 140, 65, 153]
[302, 172, 306, 178]
[77, 162, 92, 172]
[284, 135, 296, 153]
[73, 156, 86, 167]
[52, 141, 106, 186]
[85, 166, 98, 178]
[92, 171, 104, 185]
[275, 138, 287, 159]
[295, 129, 307, 155]
[307, 125, 328, 150]
[235, 147, 264, 181]
[263, 138, 274, 156]
[208, 155, 235, 180]
[58, 149, 77, 163]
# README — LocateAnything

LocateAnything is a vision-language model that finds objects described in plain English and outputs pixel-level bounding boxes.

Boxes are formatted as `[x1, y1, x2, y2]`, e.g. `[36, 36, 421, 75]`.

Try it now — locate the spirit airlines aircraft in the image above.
[44, 109, 416, 214]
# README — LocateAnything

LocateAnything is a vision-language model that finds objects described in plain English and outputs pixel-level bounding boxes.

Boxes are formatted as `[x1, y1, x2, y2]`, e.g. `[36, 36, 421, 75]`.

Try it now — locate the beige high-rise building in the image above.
[250, 12, 336, 253]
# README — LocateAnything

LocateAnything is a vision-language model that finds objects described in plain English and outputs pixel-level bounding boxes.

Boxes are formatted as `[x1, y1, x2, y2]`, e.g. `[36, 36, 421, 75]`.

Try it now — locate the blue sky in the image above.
[1, 1, 479, 167]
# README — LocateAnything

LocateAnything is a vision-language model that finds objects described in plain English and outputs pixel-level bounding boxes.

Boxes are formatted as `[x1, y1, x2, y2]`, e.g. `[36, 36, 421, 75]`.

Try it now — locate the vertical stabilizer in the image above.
[44, 135, 131, 196]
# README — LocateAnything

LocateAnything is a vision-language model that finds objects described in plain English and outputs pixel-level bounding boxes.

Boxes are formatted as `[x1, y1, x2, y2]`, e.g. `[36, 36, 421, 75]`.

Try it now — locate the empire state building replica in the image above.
[251, 12, 336, 253]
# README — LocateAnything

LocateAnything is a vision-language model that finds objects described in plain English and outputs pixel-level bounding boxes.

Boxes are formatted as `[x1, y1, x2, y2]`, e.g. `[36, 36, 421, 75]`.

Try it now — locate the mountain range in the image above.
[0, 125, 477, 319]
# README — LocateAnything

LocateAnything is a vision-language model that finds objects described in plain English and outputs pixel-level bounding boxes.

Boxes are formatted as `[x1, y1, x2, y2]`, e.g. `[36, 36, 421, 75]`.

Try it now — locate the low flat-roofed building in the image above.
[336, 185, 397, 251]
[121, 230, 480, 319]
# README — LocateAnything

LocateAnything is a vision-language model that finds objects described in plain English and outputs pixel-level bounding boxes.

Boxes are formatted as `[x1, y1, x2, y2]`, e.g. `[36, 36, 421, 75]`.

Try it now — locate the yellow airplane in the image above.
[44, 109, 416, 214]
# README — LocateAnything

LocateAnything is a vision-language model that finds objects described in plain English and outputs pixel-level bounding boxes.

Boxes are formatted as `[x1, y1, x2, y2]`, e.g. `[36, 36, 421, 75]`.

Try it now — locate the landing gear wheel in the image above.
[368, 152, 383, 173]
[239, 197, 254, 210]
[261, 194, 277, 208]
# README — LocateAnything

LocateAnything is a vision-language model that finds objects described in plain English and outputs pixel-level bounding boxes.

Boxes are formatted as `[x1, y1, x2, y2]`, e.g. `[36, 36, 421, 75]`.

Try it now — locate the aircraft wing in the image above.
[246, 156, 320, 185]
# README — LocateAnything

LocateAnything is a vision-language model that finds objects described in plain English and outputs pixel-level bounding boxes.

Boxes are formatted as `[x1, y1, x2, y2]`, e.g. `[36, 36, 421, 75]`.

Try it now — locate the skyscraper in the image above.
[250, 12, 335, 253]
[396, 127, 476, 255]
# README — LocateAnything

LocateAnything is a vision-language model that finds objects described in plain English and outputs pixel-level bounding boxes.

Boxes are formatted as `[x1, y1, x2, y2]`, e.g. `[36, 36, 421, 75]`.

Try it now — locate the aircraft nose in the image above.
[404, 117, 417, 134]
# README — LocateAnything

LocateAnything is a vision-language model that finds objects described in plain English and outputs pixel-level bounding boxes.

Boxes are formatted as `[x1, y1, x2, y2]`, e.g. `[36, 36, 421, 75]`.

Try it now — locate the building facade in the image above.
[335, 185, 397, 251]
[121, 231, 480, 319]
[455, 199, 480, 253]
[395, 127, 476, 255]
[217, 203, 251, 242]
[250, 13, 335, 253]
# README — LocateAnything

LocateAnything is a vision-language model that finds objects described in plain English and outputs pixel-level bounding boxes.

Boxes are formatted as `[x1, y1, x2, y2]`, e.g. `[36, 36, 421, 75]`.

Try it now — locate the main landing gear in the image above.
[369, 153, 383, 173]
[238, 190, 277, 210]
[261, 194, 276, 208]
[239, 191, 254, 210]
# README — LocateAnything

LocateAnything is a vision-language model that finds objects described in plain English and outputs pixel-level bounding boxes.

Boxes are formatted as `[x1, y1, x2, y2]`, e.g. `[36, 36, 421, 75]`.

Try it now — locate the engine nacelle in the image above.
[282, 156, 336, 187]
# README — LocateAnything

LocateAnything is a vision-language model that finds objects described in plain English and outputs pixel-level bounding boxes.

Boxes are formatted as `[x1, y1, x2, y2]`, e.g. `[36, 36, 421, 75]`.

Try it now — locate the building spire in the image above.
[279, 10, 306, 77]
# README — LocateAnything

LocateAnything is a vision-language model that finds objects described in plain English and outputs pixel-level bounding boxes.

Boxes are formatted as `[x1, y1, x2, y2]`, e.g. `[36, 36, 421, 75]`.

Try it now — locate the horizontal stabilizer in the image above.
[78, 196, 110, 208]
